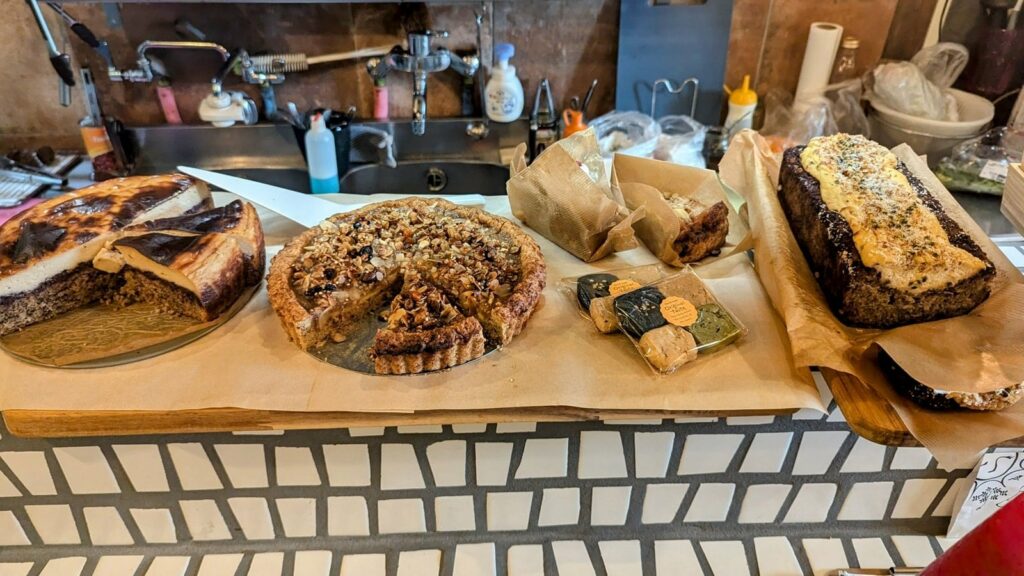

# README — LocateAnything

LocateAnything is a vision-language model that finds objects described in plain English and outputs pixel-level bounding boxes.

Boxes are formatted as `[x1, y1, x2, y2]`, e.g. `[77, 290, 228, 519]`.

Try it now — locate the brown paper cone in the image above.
[611, 154, 751, 267]
[508, 129, 643, 262]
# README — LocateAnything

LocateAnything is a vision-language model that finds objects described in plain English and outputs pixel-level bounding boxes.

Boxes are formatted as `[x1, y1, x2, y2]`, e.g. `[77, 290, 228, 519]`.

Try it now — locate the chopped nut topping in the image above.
[290, 203, 523, 313]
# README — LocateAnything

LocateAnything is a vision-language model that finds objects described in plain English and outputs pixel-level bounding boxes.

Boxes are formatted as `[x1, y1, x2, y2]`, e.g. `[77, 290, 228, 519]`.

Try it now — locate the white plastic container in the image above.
[485, 43, 524, 122]
[305, 113, 340, 194]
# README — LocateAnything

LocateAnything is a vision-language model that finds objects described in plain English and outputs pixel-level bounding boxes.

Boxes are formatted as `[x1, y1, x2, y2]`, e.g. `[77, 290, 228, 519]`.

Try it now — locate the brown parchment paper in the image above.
[611, 154, 753, 267]
[720, 130, 1024, 468]
[508, 129, 643, 262]
[0, 192, 824, 422]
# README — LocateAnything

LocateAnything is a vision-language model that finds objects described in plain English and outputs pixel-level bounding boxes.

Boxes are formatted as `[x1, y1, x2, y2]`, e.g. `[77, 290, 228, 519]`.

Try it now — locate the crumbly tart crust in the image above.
[268, 198, 546, 374]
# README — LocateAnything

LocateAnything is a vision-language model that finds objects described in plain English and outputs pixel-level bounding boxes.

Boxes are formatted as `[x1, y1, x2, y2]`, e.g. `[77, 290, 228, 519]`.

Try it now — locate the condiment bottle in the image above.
[305, 113, 340, 194]
[723, 74, 757, 137]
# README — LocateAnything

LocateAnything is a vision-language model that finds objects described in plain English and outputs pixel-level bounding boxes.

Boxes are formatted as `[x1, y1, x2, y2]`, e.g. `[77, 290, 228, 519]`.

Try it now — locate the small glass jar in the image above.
[831, 36, 860, 83]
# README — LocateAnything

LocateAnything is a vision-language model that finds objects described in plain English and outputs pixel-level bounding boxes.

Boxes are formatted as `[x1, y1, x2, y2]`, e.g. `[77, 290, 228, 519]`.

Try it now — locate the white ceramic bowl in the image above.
[869, 88, 994, 138]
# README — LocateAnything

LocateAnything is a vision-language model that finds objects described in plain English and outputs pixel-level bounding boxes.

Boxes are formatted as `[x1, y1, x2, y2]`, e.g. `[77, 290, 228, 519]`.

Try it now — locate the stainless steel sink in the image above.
[127, 119, 523, 198]
[340, 161, 508, 196]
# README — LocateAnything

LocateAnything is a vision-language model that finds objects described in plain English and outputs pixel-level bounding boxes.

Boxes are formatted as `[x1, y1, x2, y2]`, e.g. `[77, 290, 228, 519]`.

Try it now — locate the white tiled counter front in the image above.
[0, 406, 972, 576]
[0, 239, 1021, 575]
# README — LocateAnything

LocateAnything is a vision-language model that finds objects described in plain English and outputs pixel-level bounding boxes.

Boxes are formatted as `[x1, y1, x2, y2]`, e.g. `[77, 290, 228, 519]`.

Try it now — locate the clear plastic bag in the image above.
[562, 267, 746, 374]
[588, 111, 662, 159]
[653, 115, 707, 168]
[826, 80, 871, 137]
[760, 90, 838, 151]
[911, 42, 969, 88]
[871, 61, 950, 120]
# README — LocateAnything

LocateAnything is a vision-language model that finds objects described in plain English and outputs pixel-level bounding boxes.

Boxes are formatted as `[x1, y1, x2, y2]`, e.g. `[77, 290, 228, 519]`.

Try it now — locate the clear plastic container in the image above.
[562, 266, 746, 374]
[560, 264, 670, 333]
[563, 266, 745, 374]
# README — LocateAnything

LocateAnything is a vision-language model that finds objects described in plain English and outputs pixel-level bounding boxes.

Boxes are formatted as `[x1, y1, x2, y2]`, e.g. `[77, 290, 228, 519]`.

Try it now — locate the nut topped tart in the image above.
[0, 174, 265, 336]
[268, 198, 546, 374]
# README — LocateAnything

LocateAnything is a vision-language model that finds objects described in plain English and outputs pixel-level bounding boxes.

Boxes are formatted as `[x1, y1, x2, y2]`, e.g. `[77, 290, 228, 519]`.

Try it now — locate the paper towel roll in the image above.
[795, 22, 844, 101]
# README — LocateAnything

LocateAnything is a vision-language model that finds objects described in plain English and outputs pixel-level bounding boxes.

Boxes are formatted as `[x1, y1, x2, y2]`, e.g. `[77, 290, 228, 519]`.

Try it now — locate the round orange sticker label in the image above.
[609, 279, 641, 297]
[661, 296, 698, 326]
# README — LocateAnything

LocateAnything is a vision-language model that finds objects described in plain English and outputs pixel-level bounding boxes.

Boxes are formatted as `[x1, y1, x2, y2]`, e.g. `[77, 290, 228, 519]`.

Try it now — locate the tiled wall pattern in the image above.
[0, 406, 972, 576]
[0, 237, 1020, 575]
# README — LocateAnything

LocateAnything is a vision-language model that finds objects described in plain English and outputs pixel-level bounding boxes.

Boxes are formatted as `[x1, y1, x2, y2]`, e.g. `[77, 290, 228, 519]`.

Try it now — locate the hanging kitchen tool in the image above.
[25, 0, 75, 87]
[46, 2, 113, 69]
[529, 78, 559, 163]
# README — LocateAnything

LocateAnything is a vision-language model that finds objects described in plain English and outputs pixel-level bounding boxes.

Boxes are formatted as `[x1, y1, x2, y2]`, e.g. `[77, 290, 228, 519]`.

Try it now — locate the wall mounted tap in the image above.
[369, 31, 480, 136]
[109, 40, 230, 83]
[198, 49, 258, 127]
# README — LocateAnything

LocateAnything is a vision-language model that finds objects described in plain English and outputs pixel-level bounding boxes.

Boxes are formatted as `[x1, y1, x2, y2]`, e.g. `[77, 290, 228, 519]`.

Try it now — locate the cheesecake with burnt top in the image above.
[0, 174, 265, 335]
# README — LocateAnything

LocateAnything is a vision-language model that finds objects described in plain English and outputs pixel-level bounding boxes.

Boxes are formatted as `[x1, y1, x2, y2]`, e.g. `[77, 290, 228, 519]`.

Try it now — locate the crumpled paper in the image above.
[508, 128, 643, 262]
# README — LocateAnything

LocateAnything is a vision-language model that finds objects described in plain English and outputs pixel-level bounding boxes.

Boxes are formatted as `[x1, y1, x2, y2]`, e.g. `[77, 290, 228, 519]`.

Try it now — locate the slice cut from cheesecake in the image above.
[92, 200, 266, 322]
[0, 174, 211, 335]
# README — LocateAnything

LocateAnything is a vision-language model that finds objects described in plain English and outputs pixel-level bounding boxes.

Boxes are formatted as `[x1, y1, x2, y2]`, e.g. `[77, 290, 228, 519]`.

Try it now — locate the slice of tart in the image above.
[372, 277, 486, 375]
[0, 174, 211, 335]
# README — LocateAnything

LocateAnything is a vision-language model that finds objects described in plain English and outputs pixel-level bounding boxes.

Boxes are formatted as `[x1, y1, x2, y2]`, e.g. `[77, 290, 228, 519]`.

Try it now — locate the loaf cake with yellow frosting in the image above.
[779, 134, 994, 328]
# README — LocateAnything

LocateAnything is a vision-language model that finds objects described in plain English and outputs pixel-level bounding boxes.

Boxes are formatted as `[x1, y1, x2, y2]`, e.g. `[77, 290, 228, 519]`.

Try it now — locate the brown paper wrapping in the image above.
[611, 154, 752, 267]
[0, 193, 825, 423]
[720, 131, 1024, 468]
[508, 129, 643, 262]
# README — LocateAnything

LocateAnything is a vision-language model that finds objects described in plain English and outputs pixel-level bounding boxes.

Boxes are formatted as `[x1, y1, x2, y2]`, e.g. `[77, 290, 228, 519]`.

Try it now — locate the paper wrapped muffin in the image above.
[509, 129, 644, 262]
[611, 154, 749, 267]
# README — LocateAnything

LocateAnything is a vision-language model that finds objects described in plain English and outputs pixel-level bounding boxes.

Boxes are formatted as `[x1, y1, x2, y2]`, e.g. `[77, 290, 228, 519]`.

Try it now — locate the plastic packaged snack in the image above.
[613, 269, 745, 374]
[588, 111, 662, 159]
[562, 266, 745, 373]
[560, 264, 671, 333]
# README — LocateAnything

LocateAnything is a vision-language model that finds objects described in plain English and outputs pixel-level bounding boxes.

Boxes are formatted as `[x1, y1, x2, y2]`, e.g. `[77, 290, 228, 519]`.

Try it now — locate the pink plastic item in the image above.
[0, 199, 42, 226]
[373, 85, 389, 120]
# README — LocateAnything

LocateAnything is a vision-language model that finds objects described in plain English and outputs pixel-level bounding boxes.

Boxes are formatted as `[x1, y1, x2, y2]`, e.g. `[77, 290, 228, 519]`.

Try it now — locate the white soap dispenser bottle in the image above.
[305, 113, 340, 195]
[485, 43, 524, 122]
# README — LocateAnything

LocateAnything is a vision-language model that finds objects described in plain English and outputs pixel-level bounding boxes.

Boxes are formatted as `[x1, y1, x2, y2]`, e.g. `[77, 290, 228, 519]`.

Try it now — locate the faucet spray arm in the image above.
[110, 40, 230, 83]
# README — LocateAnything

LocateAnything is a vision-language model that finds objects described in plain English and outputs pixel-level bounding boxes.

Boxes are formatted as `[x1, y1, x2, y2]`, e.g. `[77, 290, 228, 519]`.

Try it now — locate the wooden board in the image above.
[823, 368, 1024, 448]
[1, 406, 793, 439]
[821, 367, 919, 446]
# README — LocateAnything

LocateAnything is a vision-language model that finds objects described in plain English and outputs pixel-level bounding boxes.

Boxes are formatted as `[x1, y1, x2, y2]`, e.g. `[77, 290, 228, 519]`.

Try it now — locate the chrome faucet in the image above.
[108, 40, 230, 83]
[370, 31, 480, 136]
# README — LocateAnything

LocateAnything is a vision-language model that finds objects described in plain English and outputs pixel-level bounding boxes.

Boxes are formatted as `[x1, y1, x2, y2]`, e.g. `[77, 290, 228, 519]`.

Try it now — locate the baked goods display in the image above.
[779, 134, 995, 328]
[268, 198, 545, 375]
[0, 174, 264, 336]
[879, 349, 1024, 411]
[565, 266, 744, 374]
